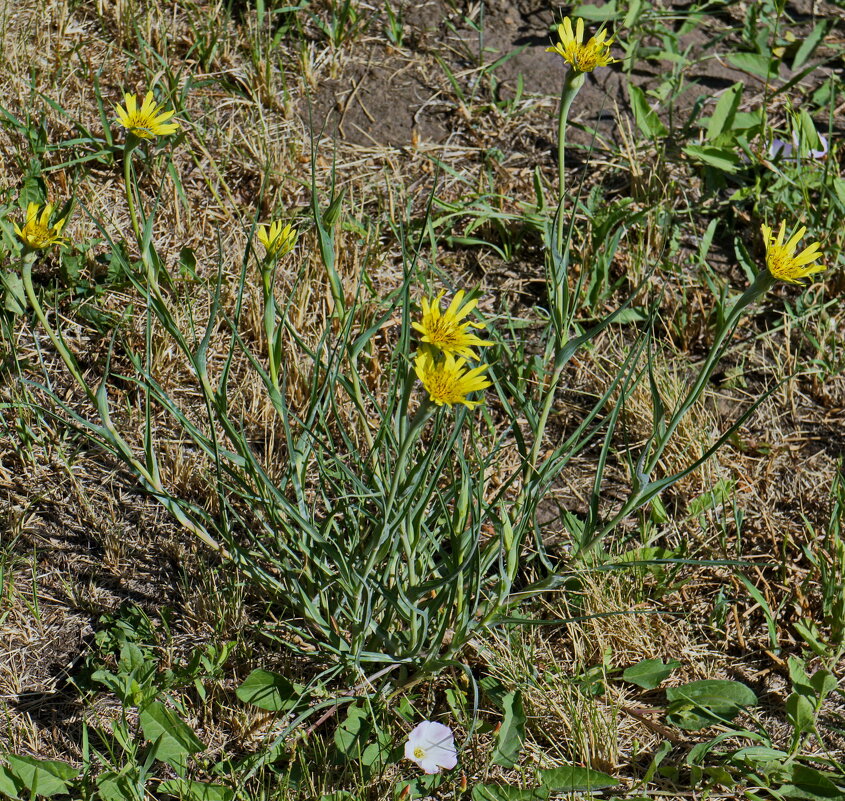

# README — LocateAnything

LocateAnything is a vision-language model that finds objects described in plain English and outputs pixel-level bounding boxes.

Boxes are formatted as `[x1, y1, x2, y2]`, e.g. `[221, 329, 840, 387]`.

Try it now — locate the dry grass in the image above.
[1, 0, 844, 797]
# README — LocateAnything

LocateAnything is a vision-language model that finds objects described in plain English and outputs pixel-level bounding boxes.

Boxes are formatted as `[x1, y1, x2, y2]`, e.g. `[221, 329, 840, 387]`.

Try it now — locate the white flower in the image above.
[404, 721, 458, 774]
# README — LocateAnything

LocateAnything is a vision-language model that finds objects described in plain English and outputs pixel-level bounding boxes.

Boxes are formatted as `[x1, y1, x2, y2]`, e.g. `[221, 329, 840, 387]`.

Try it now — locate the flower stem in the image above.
[21, 252, 95, 405]
[556, 70, 585, 225]
[260, 260, 280, 390]
[645, 269, 775, 474]
[123, 135, 142, 245]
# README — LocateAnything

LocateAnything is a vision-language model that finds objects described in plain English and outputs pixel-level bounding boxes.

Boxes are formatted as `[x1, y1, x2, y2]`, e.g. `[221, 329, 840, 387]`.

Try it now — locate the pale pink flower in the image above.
[404, 721, 458, 774]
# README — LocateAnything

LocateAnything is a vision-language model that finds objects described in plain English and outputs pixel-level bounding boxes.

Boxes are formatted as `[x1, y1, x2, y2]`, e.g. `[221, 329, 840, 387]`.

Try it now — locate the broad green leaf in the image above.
[236, 669, 302, 711]
[491, 690, 525, 768]
[574, 2, 618, 21]
[0, 765, 21, 799]
[786, 692, 815, 734]
[623, 658, 680, 690]
[810, 669, 838, 699]
[727, 52, 777, 79]
[159, 778, 234, 801]
[4, 756, 77, 798]
[333, 704, 369, 756]
[1, 272, 26, 315]
[361, 741, 390, 771]
[706, 82, 743, 141]
[666, 679, 757, 730]
[778, 764, 843, 799]
[666, 679, 757, 708]
[731, 746, 787, 764]
[794, 619, 829, 657]
[628, 85, 668, 138]
[472, 784, 548, 801]
[395, 773, 443, 799]
[96, 771, 137, 801]
[613, 307, 648, 323]
[139, 701, 204, 764]
[537, 766, 618, 791]
[683, 145, 740, 173]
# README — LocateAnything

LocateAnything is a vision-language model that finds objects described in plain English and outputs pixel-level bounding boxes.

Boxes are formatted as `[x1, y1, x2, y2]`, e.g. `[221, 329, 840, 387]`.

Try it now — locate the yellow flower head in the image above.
[761, 221, 824, 284]
[546, 16, 616, 73]
[414, 350, 491, 410]
[412, 290, 491, 360]
[257, 221, 297, 260]
[115, 91, 179, 139]
[13, 202, 68, 249]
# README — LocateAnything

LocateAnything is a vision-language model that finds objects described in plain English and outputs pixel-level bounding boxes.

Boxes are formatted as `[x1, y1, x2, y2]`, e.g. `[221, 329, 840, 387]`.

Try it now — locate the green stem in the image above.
[645, 269, 775, 474]
[385, 398, 434, 518]
[555, 69, 585, 243]
[517, 69, 587, 492]
[122, 136, 142, 246]
[21, 253, 95, 405]
[24, 249, 227, 557]
[261, 262, 280, 390]
[576, 270, 777, 556]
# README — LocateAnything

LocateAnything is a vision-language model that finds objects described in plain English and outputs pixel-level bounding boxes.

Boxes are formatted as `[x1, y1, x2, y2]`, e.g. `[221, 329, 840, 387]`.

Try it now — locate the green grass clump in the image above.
[0, 1, 844, 799]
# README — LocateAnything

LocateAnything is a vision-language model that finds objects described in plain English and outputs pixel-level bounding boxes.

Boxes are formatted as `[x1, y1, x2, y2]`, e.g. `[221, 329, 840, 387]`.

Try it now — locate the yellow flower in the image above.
[761, 221, 824, 284]
[415, 351, 491, 410]
[412, 290, 491, 360]
[546, 16, 616, 73]
[13, 202, 68, 249]
[115, 91, 179, 139]
[257, 221, 297, 260]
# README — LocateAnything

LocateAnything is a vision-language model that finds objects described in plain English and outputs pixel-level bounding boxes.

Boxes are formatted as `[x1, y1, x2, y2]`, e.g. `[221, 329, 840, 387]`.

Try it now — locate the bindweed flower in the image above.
[257, 220, 297, 260]
[404, 721, 458, 775]
[412, 290, 490, 360]
[14, 202, 68, 250]
[546, 16, 616, 73]
[115, 91, 179, 140]
[415, 351, 491, 409]
[769, 131, 829, 161]
[761, 221, 824, 285]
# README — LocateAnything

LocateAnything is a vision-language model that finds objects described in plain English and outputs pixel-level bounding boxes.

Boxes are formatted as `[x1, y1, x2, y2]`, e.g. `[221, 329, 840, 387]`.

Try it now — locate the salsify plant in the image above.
[7, 77, 827, 697]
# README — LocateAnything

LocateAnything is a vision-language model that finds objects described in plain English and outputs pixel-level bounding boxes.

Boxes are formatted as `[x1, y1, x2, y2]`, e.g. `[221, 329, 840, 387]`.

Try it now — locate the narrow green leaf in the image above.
[792, 21, 827, 70]
[683, 145, 740, 172]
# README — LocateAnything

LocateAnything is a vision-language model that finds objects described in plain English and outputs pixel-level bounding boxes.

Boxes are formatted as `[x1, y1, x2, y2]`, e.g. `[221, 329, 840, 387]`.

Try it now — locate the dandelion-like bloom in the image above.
[761, 221, 824, 285]
[415, 351, 491, 410]
[115, 91, 179, 139]
[405, 721, 458, 775]
[546, 16, 616, 73]
[412, 290, 490, 360]
[256, 221, 297, 260]
[13, 202, 68, 249]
